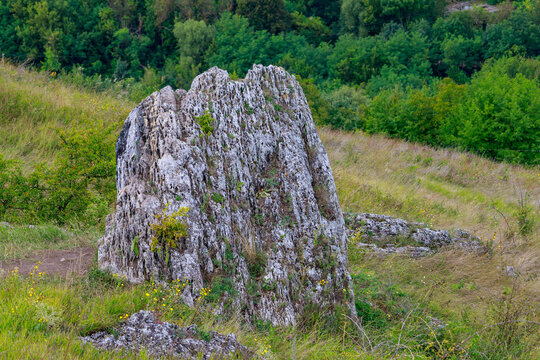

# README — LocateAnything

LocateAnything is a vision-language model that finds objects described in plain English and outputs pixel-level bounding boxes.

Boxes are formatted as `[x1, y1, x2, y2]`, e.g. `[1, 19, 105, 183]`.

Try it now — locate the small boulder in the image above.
[345, 213, 484, 257]
[81, 311, 253, 359]
[505, 266, 517, 277]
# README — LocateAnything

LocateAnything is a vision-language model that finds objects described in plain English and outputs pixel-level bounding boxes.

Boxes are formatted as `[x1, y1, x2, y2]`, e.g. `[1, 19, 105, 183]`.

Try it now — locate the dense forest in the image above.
[1, 0, 539, 164]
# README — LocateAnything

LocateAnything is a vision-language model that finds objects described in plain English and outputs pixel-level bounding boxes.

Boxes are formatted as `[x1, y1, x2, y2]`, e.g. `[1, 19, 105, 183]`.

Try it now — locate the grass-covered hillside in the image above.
[0, 62, 539, 359]
[0, 61, 134, 167]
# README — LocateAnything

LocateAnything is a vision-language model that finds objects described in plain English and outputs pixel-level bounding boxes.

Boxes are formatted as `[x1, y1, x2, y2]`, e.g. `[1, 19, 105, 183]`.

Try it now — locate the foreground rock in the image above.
[345, 213, 484, 257]
[98, 65, 355, 325]
[82, 311, 252, 359]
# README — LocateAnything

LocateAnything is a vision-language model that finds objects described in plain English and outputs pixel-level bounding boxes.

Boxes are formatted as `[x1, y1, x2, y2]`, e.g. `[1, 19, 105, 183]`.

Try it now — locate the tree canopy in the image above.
[0, 0, 538, 164]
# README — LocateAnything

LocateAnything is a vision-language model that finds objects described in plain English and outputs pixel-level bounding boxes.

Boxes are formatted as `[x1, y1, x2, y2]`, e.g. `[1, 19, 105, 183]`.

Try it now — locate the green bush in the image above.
[363, 78, 464, 147]
[322, 85, 369, 130]
[150, 205, 189, 265]
[0, 123, 117, 225]
[296, 76, 331, 125]
[446, 64, 540, 165]
[362, 57, 540, 165]
[196, 110, 215, 136]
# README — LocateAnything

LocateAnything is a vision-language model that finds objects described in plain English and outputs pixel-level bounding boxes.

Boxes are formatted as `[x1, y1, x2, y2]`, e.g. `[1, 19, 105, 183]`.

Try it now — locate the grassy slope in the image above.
[0, 61, 134, 169]
[0, 62, 133, 257]
[0, 225, 98, 261]
[322, 129, 540, 310]
[0, 62, 538, 359]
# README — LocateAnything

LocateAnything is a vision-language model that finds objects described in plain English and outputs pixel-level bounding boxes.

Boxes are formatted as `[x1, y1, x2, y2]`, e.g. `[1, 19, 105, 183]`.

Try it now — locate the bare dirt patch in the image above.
[0, 247, 95, 277]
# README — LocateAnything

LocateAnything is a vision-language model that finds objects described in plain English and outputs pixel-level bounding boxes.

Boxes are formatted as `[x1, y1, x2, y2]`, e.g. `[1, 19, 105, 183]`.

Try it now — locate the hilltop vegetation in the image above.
[0, 0, 539, 164]
[0, 60, 539, 359]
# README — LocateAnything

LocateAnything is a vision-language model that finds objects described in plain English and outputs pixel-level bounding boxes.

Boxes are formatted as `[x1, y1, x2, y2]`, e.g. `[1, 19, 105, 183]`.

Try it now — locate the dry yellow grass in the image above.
[321, 128, 539, 324]
[0, 61, 134, 169]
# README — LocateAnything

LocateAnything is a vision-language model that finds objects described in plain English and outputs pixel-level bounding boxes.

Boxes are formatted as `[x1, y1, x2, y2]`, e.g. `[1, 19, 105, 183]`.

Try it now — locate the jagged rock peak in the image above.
[98, 64, 355, 325]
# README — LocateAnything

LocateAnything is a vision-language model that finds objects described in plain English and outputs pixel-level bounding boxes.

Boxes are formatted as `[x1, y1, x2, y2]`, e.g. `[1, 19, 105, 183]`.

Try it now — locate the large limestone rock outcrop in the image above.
[98, 65, 355, 325]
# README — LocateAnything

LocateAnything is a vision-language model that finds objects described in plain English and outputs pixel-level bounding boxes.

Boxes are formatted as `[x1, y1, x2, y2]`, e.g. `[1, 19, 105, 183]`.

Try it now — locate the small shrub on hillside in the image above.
[0, 122, 117, 226]
[196, 110, 215, 136]
[150, 204, 189, 265]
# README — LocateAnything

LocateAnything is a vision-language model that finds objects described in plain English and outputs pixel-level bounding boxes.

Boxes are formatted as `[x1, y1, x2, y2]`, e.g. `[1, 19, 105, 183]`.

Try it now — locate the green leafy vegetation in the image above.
[131, 236, 140, 256]
[211, 192, 224, 204]
[196, 110, 215, 136]
[363, 57, 540, 165]
[0, 0, 537, 163]
[150, 204, 189, 264]
[207, 276, 237, 303]
[0, 126, 117, 226]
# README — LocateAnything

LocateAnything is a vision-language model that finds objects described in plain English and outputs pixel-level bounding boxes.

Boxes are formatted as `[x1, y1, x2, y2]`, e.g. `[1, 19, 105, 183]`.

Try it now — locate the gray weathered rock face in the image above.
[345, 213, 484, 257]
[98, 65, 355, 325]
[81, 311, 252, 359]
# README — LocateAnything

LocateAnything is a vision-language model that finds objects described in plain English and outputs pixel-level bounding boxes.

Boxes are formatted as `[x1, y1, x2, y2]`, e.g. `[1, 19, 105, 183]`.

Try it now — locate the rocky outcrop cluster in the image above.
[345, 213, 483, 257]
[81, 311, 252, 359]
[98, 65, 355, 325]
